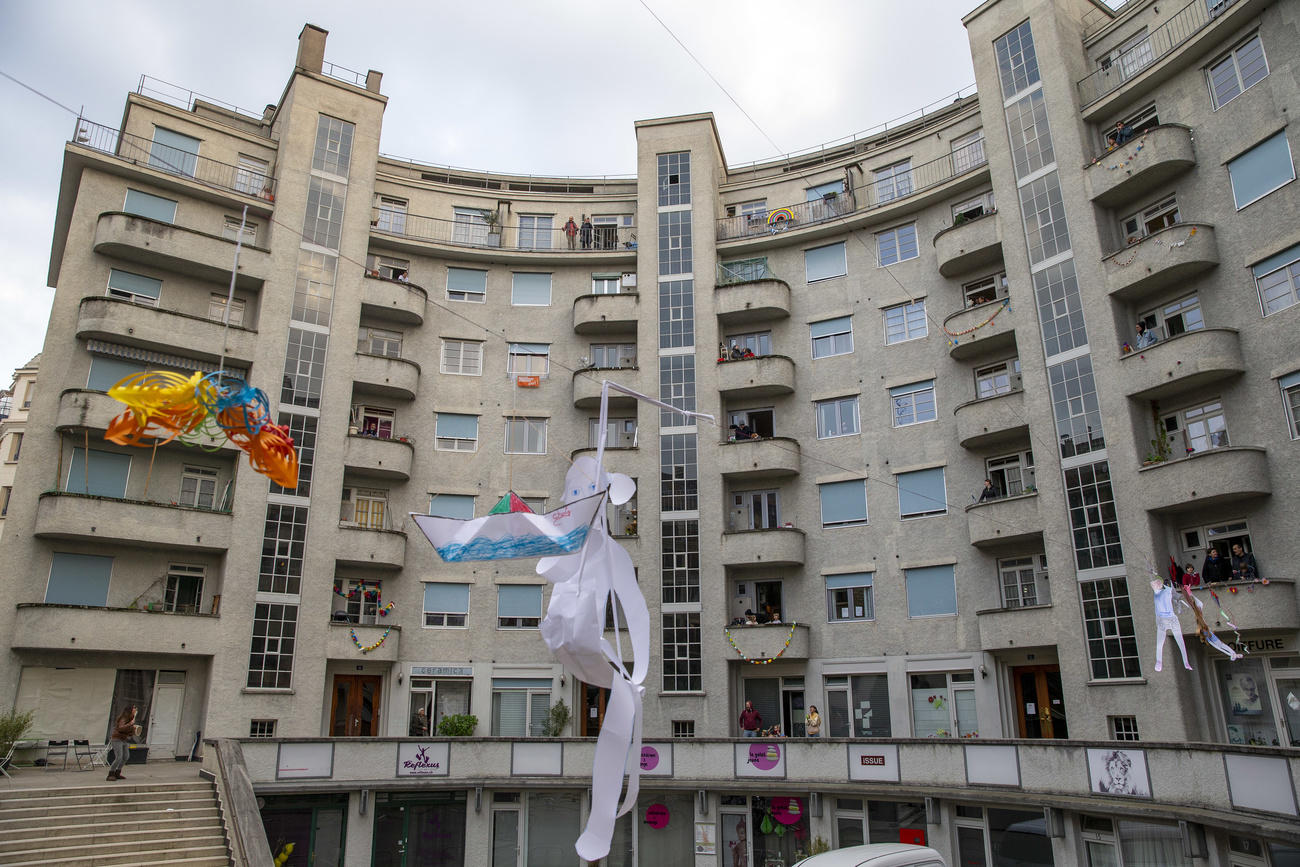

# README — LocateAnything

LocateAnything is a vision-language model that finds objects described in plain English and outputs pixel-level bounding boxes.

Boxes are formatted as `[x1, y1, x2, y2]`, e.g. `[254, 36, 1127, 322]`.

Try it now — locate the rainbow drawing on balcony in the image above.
[767, 207, 795, 230]
[411, 490, 606, 562]
[103, 370, 299, 488]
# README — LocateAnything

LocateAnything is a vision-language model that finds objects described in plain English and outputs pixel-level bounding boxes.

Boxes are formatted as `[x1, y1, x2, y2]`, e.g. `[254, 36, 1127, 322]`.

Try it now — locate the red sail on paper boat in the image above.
[410, 490, 606, 562]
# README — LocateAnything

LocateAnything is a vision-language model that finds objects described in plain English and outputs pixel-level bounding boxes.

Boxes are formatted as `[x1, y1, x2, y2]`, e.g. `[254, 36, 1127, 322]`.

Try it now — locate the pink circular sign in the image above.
[640, 746, 660, 771]
[645, 803, 670, 829]
[771, 796, 804, 825]
[747, 742, 781, 771]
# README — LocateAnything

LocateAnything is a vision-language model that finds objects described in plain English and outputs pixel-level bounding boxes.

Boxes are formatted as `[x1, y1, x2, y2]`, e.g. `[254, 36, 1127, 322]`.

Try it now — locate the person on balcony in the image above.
[563, 216, 578, 250]
[805, 706, 822, 738]
[1108, 120, 1134, 147]
[580, 215, 593, 249]
[734, 422, 759, 441]
[1202, 548, 1231, 583]
[977, 479, 998, 503]
[1134, 321, 1159, 349]
[1231, 544, 1259, 580]
[739, 701, 762, 737]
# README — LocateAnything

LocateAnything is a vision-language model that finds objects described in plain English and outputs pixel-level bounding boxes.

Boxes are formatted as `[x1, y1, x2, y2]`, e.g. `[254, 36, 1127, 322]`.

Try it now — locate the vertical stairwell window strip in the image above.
[269, 414, 316, 496]
[247, 602, 298, 689]
[1081, 579, 1141, 679]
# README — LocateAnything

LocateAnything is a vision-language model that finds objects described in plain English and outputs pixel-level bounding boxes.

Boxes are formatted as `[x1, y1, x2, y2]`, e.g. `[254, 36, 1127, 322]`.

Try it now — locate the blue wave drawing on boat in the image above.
[435, 526, 591, 562]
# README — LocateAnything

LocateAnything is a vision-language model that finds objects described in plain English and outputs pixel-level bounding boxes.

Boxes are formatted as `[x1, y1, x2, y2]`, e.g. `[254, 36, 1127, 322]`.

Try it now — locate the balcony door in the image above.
[1011, 665, 1068, 738]
[331, 674, 382, 736]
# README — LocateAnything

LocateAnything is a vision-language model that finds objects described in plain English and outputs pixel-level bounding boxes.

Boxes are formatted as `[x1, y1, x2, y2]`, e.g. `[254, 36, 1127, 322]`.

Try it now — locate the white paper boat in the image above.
[410, 490, 606, 562]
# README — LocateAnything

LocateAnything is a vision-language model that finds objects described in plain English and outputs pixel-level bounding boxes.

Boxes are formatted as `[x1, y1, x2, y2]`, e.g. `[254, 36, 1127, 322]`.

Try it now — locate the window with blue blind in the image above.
[1252, 243, 1300, 316]
[805, 242, 847, 283]
[428, 494, 474, 519]
[423, 582, 470, 627]
[897, 467, 947, 518]
[46, 552, 113, 606]
[905, 565, 957, 617]
[498, 584, 543, 628]
[820, 479, 868, 528]
[877, 223, 919, 266]
[434, 413, 479, 452]
[122, 189, 177, 224]
[87, 357, 147, 391]
[1228, 131, 1295, 209]
[149, 127, 200, 176]
[66, 448, 131, 498]
[890, 380, 937, 427]
[106, 269, 162, 305]
[826, 572, 874, 622]
[447, 267, 488, 301]
[810, 316, 853, 358]
[511, 273, 552, 306]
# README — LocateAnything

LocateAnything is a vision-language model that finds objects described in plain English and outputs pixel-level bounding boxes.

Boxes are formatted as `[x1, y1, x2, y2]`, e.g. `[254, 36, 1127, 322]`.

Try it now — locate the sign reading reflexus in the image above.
[396, 742, 450, 777]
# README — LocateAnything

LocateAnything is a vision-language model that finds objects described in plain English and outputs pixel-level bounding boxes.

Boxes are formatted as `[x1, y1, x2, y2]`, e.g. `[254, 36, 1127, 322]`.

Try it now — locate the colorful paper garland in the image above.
[1108, 226, 1198, 268]
[723, 622, 800, 664]
[944, 298, 1010, 346]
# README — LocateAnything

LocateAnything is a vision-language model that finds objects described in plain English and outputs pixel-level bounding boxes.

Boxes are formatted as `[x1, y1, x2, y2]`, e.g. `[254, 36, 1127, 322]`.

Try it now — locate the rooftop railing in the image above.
[135, 74, 266, 121]
[372, 208, 636, 253]
[72, 117, 277, 201]
[321, 60, 368, 88]
[716, 138, 986, 242]
[1077, 0, 1238, 106]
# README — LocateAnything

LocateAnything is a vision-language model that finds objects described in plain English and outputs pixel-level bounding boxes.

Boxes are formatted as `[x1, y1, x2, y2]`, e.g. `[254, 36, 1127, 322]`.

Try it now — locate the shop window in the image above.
[409, 677, 471, 735]
[824, 674, 891, 738]
[1082, 817, 1191, 866]
[954, 806, 1055, 867]
[910, 671, 977, 737]
[1219, 655, 1300, 747]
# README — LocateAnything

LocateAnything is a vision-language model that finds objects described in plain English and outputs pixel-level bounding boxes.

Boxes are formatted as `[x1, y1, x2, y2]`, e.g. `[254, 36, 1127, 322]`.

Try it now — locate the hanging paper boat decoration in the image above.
[411, 489, 606, 562]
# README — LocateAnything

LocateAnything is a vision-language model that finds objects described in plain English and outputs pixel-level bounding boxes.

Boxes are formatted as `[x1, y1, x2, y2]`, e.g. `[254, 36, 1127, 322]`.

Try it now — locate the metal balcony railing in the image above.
[716, 259, 776, 286]
[1077, 0, 1238, 106]
[716, 139, 986, 241]
[322, 60, 367, 88]
[135, 74, 265, 120]
[72, 117, 277, 201]
[372, 208, 637, 253]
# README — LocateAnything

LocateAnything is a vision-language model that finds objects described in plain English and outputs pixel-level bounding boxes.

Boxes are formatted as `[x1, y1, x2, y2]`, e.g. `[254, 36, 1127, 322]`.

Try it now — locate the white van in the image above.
[791, 842, 947, 867]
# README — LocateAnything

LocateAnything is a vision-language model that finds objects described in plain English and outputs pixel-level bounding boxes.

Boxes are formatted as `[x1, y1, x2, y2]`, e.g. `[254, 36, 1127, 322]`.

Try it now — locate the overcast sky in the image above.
[0, 0, 980, 385]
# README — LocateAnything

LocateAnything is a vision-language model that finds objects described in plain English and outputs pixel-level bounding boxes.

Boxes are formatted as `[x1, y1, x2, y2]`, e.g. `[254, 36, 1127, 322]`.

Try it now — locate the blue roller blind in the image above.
[889, 379, 935, 398]
[820, 479, 867, 526]
[46, 552, 113, 606]
[448, 267, 487, 295]
[1252, 243, 1300, 279]
[67, 448, 131, 498]
[123, 189, 177, 224]
[511, 273, 552, 306]
[805, 242, 847, 282]
[491, 677, 552, 689]
[1280, 370, 1300, 389]
[88, 357, 147, 391]
[423, 582, 469, 614]
[107, 269, 162, 300]
[1229, 131, 1295, 209]
[810, 316, 851, 338]
[435, 413, 478, 439]
[498, 584, 542, 618]
[898, 467, 947, 517]
[149, 127, 200, 176]
[906, 565, 957, 617]
[826, 572, 872, 589]
[428, 494, 474, 519]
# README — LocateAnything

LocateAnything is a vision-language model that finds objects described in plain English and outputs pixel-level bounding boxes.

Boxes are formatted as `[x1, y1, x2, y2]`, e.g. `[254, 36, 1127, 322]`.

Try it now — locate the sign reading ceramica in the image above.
[410, 666, 473, 677]
[396, 742, 450, 777]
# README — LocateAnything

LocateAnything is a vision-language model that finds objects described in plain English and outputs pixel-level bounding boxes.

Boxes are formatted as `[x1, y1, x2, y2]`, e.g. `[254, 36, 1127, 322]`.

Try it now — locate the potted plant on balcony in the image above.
[436, 714, 478, 736]
[483, 209, 501, 235]
[1143, 418, 1173, 465]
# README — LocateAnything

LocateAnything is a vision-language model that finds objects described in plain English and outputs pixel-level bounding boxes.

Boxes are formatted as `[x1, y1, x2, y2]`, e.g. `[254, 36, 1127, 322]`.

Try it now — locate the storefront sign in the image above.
[410, 666, 473, 677]
[645, 803, 670, 829]
[396, 742, 450, 777]
[735, 741, 785, 778]
[1231, 634, 1292, 655]
[848, 744, 899, 782]
[631, 743, 673, 776]
[276, 742, 334, 780]
[965, 744, 1020, 787]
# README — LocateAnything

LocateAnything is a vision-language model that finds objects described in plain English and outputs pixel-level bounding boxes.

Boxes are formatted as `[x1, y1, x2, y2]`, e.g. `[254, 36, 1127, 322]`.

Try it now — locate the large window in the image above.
[905, 565, 957, 617]
[889, 380, 936, 427]
[1216, 655, 1300, 748]
[511, 272, 552, 306]
[1208, 34, 1268, 109]
[1065, 461, 1122, 570]
[123, 188, 177, 224]
[179, 465, 218, 509]
[1228, 131, 1295, 209]
[441, 339, 483, 375]
[999, 554, 1050, 608]
[1082, 817, 1191, 867]
[259, 504, 308, 594]
[435, 413, 479, 452]
[897, 467, 946, 519]
[825, 676, 892, 738]
[877, 224, 918, 266]
[165, 563, 204, 614]
[303, 177, 345, 249]
[428, 494, 474, 520]
[975, 359, 1021, 399]
[1281, 371, 1300, 439]
[452, 207, 490, 246]
[1252, 243, 1300, 316]
[423, 583, 469, 628]
[149, 127, 200, 177]
[1120, 196, 1179, 243]
[504, 417, 546, 454]
[1081, 578, 1141, 679]
[820, 479, 868, 528]
[507, 343, 550, 377]
[810, 316, 853, 359]
[357, 326, 402, 358]
[874, 159, 913, 202]
[826, 573, 873, 622]
[517, 215, 553, 250]
[447, 267, 487, 302]
[1163, 399, 1228, 454]
[884, 300, 927, 344]
[732, 489, 780, 530]
[106, 269, 162, 306]
[374, 196, 407, 234]
[1020, 173, 1070, 264]
[805, 242, 847, 283]
[491, 678, 551, 736]
[498, 585, 542, 629]
[910, 672, 977, 737]
[66, 448, 130, 498]
[1139, 294, 1203, 339]
[234, 154, 270, 196]
[312, 115, 354, 176]
[815, 396, 860, 439]
[246, 602, 297, 689]
[589, 342, 636, 369]
[45, 552, 113, 607]
[662, 612, 701, 692]
[995, 19, 1040, 99]
[951, 130, 986, 174]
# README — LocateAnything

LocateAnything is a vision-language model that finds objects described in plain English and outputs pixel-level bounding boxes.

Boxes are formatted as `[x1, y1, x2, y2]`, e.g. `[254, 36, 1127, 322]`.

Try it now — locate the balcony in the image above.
[371, 209, 636, 264]
[721, 622, 810, 662]
[1104, 223, 1219, 302]
[934, 212, 1002, 277]
[353, 353, 420, 400]
[1136, 447, 1270, 514]
[1181, 579, 1297, 637]
[343, 434, 414, 481]
[944, 300, 1018, 361]
[361, 275, 427, 325]
[94, 212, 270, 289]
[326, 622, 401, 663]
[966, 493, 1043, 548]
[716, 356, 796, 399]
[720, 528, 806, 568]
[56, 388, 239, 453]
[1119, 328, 1245, 402]
[976, 604, 1057, 651]
[569, 446, 639, 479]
[34, 492, 231, 552]
[335, 525, 407, 570]
[955, 390, 1030, 451]
[714, 280, 792, 326]
[572, 368, 640, 409]
[12, 604, 222, 656]
[77, 297, 257, 366]
[1085, 126, 1196, 209]
[573, 293, 639, 334]
[718, 438, 800, 480]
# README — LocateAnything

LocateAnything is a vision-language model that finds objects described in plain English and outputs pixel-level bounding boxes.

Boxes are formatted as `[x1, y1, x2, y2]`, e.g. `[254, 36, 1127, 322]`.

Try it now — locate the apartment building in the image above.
[0, 354, 38, 539]
[2, 0, 1298, 862]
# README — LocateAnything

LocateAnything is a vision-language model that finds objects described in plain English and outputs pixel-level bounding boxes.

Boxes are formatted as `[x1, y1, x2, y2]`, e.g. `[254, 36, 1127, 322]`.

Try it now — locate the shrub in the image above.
[542, 699, 572, 737]
[436, 714, 477, 737]
[0, 709, 35, 760]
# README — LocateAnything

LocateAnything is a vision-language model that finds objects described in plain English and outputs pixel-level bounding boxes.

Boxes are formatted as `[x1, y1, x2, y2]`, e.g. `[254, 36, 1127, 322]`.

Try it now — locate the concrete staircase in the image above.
[0, 779, 232, 866]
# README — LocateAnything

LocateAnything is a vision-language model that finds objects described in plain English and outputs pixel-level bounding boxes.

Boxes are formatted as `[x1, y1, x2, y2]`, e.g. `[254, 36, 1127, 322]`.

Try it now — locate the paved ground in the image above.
[1, 757, 206, 792]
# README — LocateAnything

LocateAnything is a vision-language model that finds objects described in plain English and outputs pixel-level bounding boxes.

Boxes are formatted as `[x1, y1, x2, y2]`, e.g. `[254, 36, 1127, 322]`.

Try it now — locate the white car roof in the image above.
[791, 843, 947, 867]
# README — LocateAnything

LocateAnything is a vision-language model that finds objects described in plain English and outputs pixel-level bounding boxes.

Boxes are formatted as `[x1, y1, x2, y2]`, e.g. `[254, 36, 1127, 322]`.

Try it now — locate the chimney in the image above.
[366, 70, 383, 94]
[297, 24, 328, 74]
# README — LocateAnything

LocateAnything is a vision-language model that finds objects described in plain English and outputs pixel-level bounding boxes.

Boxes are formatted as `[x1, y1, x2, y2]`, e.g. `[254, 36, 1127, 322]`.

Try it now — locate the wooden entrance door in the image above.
[1012, 665, 1067, 738]
[581, 683, 609, 737]
[331, 675, 382, 736]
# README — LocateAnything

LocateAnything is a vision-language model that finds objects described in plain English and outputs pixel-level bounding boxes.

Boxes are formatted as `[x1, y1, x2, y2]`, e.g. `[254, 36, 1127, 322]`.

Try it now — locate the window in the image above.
[819, 479, 868, 528]
[826, 573, 874, 621]
[589, 343, 636, 369]
[435, 413, 479, 452]
[995, 20, 1040, 99]
[179, 465, 218, 509]
[452, 207, 490, 245]
[491, 678, 551, 736]
[952, 190, 995, 223]
[247, 602, 298, 689]
[725, 330, 771, 357]
[805, 242, 847, 283]
[1081, 578, 1141, 679]
[334, 578, 382, 625]
[1163, 400, 1228, 453]
[951, 130, 986, 174]
[208, 294, 245, 327]
[149, 127, 200, 177]
[505, 417, 546, 454]
[1102, 28, 1154, 80]
[353, 405, 394, 439]
[999, 554, 1050, 608]
[728, 199, 768, 219]
[1217, 655, 1300, 749]
[986, 450, 1036, 497]
[1229, 131, 1295, 209]
[590, 417, 637, 448]
[518, 215, 553, 250]
[591, 215, 631, 250]
[810, 316, 853, 359]
[732, 489, 780, 530]
[1020, 173, 1071, 265]
[423, 583, 469, 628]
[662, 612, 702, 692]
[123, 187, 178, 224]
[429, 494, 474, 519]
[884, 301, 927, 344]
[340, 487, 389, 529]
[906, 565, 957, 617]
[1120, 196, 1179, 242]
[258, 504, 308, 594]
[312, 115, 354, 176]
[410, 678, 471, 734]
[608, 488, 637, 535]
[815, 396, 860, 439]
[1064, 462, 1123, 570]
[1082, 817, 1190, 866]
[963, 272, 1008, 308]
[303, 177, 345, 249]
[898, 467, 946, 519]
[1109, 716, 1140, 741]
[719, 257, 769, 284]
[249, 720, 277, 738]
[890, 380, 936, 427]
[498, 585, 543, 629]
[66, 448, 130, 498]
[358, 326, 402, 358]
[1252, 243, 1300, 316]
[106, 269, 162, 306]
[447, 267, 487, 302]
[281, 327, 328, 408]
[671, 720, 695, 738]
[441, 339, 483, 376]
[221, 217, 257, 245]
[1180, 518, 1252, 562]
[507, 344, 550, 377]
[975, 359, 1021, 399]
[1139, 294, 1203, 339]
[825, 675, 892, 738]
[45, 552, 113, 606]
[293, 250, 336, 327]
[375, 196, 407, 234]
[5, 432, 23, 462]
[591, 273, 624, 294]
[877, 223, 918, 266]
[234, 155, 270, 196]
[910, 672, 977, 737]
[1208, 34, 1268, 109]
[1281, 371, 1300, 439]
[874, 159, 913, 202]
[727, 408, 773, 439]
[0, 486, 10, 517]
[511, 272, 552, 306]
[367, 254, 411, 281]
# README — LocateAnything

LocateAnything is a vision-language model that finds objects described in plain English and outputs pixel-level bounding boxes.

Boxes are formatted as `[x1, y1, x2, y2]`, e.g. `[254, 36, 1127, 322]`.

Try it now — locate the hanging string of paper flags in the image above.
[1089, 130, 1150, 171]
[332, 580, 396, 653]
[723, 622, 801, 664]
[1108, 226, 1199, 268]
[943, 298, 1011, 348]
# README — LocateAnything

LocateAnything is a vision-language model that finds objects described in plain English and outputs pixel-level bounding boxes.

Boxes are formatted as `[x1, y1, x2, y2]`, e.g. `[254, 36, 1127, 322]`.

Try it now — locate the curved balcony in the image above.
[718, 438, 800, 480]
[56, 388, 239, 452]
[1136, 447, 1270, 514]
[361, 275, 427, 325]
[573, 293, 639, 334]
[34, 492, 231, 552]
[714, 280, 792, 326]
[335, 525, 407, 570]
[1104, 223, 1219, 302]
[12, 604, 222, 656]
[77, 296, 257, 366]
[1086, 125, 1197, 209]
[944, 300, 1018, 361]
[934, 212, 1002, 277]
[716, 355, 796, 399]
[955, 389, 1029, 451]
[343, 434, 414, 481]
[353, 353, 420, 400]
[572, 368, 641, 409]
[976, 604, 1056, 652]
[721, 622, 809, 662]
[1181, 580, 1297, 637]
[93, 211, 270, 289]
[1119, 328, 1245, 401]
[326, 622, 401, 663]
[720, 528, 806, 568]
[966, 493, 1043, 548]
